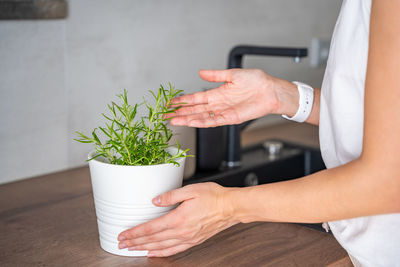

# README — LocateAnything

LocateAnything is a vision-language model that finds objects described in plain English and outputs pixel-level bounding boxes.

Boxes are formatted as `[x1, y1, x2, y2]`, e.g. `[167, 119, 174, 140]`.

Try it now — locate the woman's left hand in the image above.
[117, 182, 237, 257]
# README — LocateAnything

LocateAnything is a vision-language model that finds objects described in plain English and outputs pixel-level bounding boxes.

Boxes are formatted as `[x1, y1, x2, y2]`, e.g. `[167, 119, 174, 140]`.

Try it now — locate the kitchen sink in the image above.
[184, 139, 325, 187]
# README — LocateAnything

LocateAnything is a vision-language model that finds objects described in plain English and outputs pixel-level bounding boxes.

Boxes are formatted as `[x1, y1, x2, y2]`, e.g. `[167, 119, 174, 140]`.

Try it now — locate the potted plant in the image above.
[74, 84, 190, 257]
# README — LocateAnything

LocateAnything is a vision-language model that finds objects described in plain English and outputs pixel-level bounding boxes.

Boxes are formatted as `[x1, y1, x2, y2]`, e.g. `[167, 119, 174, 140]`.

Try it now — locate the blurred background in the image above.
[0, 0, 341, 184]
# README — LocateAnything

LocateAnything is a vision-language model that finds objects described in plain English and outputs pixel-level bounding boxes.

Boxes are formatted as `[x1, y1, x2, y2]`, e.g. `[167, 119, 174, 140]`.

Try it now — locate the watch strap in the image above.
[282, 81, 314, 123]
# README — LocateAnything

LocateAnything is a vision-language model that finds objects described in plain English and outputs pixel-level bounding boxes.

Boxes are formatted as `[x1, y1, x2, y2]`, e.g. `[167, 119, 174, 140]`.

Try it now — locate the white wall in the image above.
[0, 0, 342, 184]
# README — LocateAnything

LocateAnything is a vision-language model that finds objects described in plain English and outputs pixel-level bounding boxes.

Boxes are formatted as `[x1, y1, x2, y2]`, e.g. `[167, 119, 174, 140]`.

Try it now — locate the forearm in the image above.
[272, 77, 320, 126]
[224, 158, 400, 224]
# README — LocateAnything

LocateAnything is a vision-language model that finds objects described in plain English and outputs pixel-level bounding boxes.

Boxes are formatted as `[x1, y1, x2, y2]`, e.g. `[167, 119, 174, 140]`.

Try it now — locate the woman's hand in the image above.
[117, 183, 237, 257]
[168, 68, 299, 127]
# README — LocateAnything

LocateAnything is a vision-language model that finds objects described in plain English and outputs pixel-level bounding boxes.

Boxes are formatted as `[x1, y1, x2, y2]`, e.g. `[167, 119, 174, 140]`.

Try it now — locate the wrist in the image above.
[221, 187, 242, 224]
[222, 187, 257, 224]
[271, 78, 299, 117]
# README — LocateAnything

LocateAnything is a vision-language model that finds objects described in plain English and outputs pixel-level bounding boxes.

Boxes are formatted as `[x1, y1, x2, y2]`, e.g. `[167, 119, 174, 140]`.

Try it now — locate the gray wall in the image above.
[0, 0, 342, 184]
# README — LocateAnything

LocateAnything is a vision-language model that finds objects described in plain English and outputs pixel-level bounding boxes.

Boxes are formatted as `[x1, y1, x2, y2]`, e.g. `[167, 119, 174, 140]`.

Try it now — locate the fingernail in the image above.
[119, 243, 127, 249]
[118, 235, 126, 241]
[153, 196, 161, 205]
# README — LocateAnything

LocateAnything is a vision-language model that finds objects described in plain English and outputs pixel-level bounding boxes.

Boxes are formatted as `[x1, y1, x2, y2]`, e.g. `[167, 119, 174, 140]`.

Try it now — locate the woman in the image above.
[118, 0, 400, 265]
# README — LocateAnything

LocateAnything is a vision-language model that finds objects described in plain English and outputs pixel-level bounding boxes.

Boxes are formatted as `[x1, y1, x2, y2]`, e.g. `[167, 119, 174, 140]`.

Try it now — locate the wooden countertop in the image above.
[0, 123, 352, 266]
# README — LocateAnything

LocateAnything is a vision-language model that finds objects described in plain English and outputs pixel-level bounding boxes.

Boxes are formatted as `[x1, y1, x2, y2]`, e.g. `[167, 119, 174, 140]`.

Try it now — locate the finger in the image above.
[128, 238, 181, 251]
[118, 213, 172, 241]
[170, 91, 209, 106]
[186, 110, 237, 128]
[198, 69, 234, 83]
[173, 104, 210, 116]
[119, 228, 177, 248]
[177, 101, 232, 116]
[169, 112, 214, 126]
[148, 243, 193, 257]
[153, 185, 196, 207]
[187, 117, 224, 127]
[164, 105, 210, 120]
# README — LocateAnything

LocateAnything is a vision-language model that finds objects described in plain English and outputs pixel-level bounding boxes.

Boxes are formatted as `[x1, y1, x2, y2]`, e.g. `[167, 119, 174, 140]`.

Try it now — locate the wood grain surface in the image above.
[0, 123, 351, 266]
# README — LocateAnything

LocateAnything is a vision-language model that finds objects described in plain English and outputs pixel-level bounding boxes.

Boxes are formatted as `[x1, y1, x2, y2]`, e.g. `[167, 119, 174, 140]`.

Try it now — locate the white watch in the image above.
[282, 81, 314, 123]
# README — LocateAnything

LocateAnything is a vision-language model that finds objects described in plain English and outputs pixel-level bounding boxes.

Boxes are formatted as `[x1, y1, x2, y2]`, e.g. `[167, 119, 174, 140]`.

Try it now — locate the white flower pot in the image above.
[88, 147, 185, 257]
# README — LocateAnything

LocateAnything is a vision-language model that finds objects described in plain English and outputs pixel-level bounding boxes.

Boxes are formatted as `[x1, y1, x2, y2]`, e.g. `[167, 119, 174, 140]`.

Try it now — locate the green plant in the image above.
[74, 84, 190, 166]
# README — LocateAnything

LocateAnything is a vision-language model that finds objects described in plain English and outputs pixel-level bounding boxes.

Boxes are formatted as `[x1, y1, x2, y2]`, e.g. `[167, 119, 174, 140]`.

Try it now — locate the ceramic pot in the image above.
[88, 147, 185, 257]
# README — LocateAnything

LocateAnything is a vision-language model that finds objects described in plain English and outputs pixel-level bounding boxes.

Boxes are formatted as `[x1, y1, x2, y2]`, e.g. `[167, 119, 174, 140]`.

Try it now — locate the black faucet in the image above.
[224, 45, 308, 168]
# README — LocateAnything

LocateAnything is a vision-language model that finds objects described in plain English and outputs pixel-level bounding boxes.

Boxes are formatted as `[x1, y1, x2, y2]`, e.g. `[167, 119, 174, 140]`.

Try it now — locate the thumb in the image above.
[152, 186, 195, 207]
[199, 69, 234, 83]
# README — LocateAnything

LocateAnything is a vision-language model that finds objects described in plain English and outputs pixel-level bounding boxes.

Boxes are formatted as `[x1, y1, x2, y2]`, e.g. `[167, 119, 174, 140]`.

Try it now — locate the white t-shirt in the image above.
[319, 0, 400, 266]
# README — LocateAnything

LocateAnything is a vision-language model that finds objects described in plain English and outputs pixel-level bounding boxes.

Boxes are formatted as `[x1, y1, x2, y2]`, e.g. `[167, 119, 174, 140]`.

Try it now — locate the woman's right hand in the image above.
[168, 69, 299, 128]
